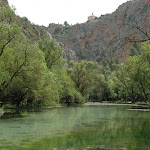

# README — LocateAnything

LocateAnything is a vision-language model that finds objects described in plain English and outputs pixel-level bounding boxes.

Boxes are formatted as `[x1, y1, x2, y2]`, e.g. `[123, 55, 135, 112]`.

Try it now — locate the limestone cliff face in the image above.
[47, 0, 150, 62]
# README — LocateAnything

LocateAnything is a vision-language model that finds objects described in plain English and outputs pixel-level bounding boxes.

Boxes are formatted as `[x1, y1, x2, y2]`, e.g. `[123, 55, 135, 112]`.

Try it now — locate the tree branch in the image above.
[3, 50, 28, 90]
[0, 37, 14, 57]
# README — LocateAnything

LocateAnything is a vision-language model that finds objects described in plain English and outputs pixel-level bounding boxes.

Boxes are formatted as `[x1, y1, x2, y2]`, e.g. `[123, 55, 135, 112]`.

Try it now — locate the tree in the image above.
[111, 41, 150, 102]
[38, 36, 62, 69]
[64, 21, 69, 27]
[68, 60, 102, 100]
[38, 36, 84, 105]
[0, 23, 19, 57]
[0, 29, 47, 105]
[0, 5, 84, 107]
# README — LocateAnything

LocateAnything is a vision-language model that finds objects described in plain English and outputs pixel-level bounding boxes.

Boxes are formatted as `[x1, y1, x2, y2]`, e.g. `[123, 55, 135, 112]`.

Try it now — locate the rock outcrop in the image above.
[2, 0, 150, 63]
[47, 0, 150, 62]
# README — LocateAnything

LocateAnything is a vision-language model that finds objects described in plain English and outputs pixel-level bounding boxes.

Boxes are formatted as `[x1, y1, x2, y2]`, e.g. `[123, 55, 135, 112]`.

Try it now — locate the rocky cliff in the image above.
[47, 0, 150, 62]
[2, 0, 150, 63]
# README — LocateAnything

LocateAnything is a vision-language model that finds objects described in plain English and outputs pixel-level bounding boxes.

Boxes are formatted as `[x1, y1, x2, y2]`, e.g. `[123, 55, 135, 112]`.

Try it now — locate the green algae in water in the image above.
[0, 105, 150, 150]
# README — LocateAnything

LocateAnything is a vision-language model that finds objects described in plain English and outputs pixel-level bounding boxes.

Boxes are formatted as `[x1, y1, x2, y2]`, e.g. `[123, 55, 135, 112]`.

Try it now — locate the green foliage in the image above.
[64, 21, 69, 27]
[0, 6, 15, 24]
[111, 41, 150, 102]
[38, 36, 85, 105]
[0, 5, 150, 107]
[68, 60, 103, 100]
[0, 6, 85, 107]
[38, 36, 62, 69]
[68, 41, 150, 103]
[0, 22, 48, 106]
[130, 42, 141, 56]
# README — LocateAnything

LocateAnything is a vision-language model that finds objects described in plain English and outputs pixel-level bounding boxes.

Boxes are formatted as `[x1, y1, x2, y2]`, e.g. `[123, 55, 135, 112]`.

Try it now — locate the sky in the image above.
[8, 0, 128, 26]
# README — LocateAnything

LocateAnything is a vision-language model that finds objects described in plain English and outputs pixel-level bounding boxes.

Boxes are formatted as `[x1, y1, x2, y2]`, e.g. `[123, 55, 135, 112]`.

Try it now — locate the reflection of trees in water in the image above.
[27, 107, 150, 150]
[101, 113, 150, 149]
[0, 106, 150, 150]
[0, 109, 4, 117]
[0, 107, 43, 119]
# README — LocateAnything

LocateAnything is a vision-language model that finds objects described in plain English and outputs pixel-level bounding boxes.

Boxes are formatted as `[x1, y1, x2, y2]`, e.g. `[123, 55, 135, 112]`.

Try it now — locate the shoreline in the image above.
[84, 102, 150, 111]
[84, 102, 139, 106]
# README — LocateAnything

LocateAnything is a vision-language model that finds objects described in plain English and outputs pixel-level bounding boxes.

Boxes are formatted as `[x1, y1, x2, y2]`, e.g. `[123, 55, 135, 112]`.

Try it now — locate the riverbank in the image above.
[52, 145, 127, 150]
[85, 102, 138, 106]
[1, 102, 150, 117]
[85, 102, 150, 111]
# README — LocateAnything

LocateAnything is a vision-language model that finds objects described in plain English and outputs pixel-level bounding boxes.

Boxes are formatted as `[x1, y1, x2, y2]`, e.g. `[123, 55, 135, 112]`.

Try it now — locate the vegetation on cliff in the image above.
[0, 6, 84, 107]
[0, 5, 150, 108]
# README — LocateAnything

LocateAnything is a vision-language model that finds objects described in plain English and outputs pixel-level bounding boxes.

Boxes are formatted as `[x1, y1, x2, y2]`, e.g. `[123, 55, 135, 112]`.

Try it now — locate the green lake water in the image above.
[0, 105, 150, 150]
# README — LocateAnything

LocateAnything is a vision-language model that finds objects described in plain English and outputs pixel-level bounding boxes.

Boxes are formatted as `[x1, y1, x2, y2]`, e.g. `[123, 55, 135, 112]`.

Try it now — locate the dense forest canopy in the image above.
[0, 6, 150, 107]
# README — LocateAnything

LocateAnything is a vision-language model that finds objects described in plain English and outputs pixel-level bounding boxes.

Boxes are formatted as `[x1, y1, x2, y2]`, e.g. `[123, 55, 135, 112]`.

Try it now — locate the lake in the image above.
[0, 104, 150, 150]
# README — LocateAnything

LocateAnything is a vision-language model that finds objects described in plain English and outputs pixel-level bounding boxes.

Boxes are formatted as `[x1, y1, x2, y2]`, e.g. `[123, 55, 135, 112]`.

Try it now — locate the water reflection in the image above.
[0, 105, 150, 150]
[0, 109, 4, 117]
